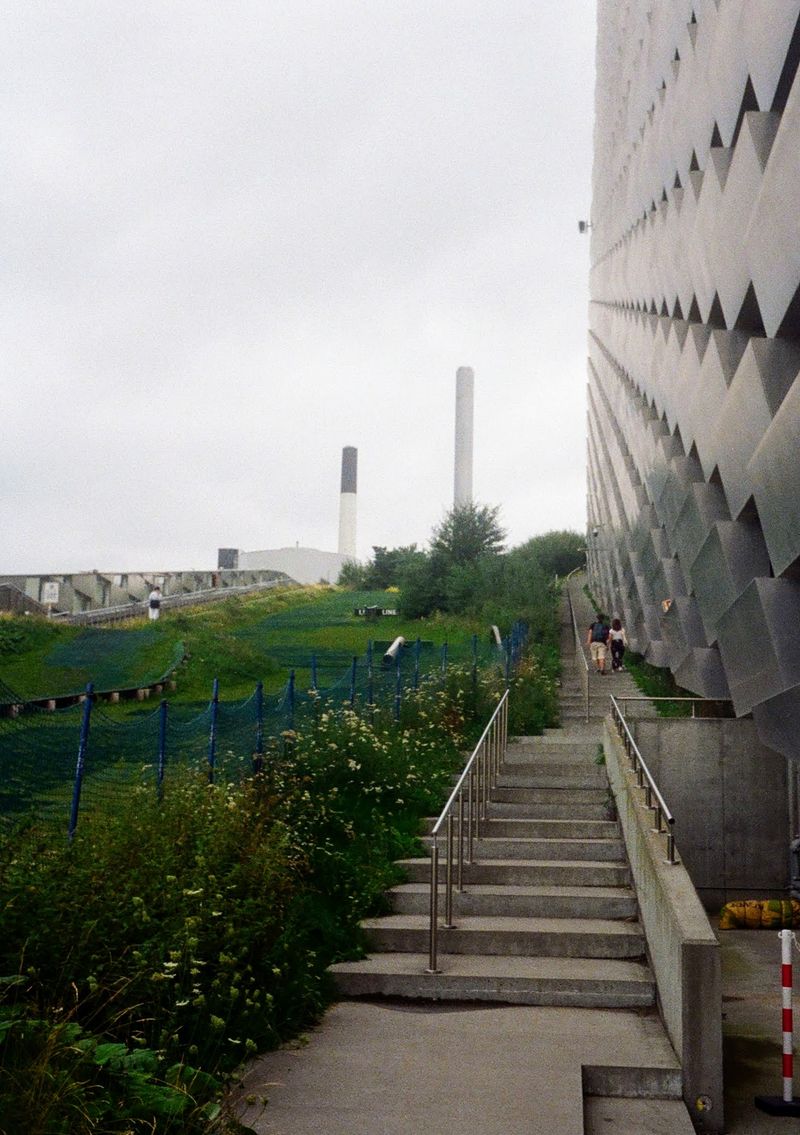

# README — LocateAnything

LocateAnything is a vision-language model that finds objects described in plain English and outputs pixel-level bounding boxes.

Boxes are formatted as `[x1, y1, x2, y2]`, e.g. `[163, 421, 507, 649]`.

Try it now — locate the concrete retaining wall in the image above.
[604, 719, 723, 1134]
[0, 569, 288, 617]
[631, 718, 789, 908]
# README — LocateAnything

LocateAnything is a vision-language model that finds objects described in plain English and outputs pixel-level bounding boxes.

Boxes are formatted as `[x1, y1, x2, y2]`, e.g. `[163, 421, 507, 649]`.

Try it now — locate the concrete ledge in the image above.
[604, 718, 723, 1133]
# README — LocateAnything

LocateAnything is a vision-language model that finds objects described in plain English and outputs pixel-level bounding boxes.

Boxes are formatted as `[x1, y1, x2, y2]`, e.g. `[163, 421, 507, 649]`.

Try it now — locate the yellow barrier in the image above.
[719, 899, 800, 930]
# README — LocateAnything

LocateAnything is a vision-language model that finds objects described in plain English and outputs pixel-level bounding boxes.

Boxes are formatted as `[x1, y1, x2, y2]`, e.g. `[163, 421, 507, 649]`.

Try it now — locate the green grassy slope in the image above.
[0, 585, 487, 706]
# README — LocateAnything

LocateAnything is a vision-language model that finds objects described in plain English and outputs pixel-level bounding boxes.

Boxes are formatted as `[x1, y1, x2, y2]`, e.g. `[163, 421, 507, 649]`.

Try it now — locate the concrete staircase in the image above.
[330, 725, 657, 1011]
[328, 588, 697, 1130]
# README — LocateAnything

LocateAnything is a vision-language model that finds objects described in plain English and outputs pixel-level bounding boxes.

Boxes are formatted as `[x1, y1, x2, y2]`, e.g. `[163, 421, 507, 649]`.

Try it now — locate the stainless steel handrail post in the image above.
[457, 789, 465, 891]
[427, 836, 440, 973]
[468, 766, 475, 863]
[444, 813, 455, 928]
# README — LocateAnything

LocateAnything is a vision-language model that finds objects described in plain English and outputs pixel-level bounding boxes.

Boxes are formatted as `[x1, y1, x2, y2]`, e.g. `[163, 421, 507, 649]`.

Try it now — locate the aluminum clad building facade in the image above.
[587, 1, 800, 760]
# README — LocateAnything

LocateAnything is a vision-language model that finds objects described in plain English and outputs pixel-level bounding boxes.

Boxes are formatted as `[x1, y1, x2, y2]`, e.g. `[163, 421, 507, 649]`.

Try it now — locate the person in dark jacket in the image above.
[586, 615, 609, 674]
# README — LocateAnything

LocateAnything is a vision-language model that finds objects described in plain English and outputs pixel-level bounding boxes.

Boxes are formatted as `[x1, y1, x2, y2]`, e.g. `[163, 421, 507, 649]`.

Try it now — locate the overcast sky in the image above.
[2, 1, 597, 574]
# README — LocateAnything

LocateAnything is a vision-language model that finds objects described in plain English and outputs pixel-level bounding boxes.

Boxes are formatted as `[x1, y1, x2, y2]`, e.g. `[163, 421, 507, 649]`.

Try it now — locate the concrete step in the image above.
[506, 738, 599, 757]
[329, 952, 656, 1008]
[389, 883, 638, 919]
[486, 800, 610, 821]
[424, 816, 618, 839]
[498, 762, 607, 782]
[516, 731, 598, 747]
[582, 1061, 684, 1100]
[481, 817, 619, 839]
[362, 914, 646, 959]
[472, 836, 626, 862]
[491, 785, 608, 804]
[397, 857, 632, 887]
[497, 771, 607, 789]
[584, 1096, 694, 1133]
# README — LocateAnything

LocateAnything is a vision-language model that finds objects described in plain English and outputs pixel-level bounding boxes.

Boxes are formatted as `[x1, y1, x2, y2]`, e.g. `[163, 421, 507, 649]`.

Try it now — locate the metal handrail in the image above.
[566, 586, 590, 722]
[427, 688, 509, 973]
[607, 695, 732, 719]
[609, 694, 677, 864]
[51, 578, 291, 625]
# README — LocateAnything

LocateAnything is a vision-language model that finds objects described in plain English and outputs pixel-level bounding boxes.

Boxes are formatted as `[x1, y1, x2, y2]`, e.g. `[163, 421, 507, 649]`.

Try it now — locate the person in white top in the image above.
[148, 586, 162, 621]
[608, 618, 628, 672]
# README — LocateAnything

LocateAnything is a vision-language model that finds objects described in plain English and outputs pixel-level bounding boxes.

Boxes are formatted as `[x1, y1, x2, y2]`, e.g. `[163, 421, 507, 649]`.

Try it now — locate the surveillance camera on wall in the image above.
[592, 527, 599, 538]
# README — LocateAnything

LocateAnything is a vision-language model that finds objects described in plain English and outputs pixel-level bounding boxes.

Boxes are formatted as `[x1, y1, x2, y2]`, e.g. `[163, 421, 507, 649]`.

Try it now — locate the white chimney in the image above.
[454, 366, 474, 507]
[338, 446, 358, 558]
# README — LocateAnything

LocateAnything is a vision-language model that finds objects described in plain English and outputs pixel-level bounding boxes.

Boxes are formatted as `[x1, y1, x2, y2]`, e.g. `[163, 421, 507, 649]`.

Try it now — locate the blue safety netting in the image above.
[0, 625, 528, 838]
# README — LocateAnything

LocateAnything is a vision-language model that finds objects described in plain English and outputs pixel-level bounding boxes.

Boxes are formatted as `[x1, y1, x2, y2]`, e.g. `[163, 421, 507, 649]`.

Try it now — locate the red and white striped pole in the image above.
[756, 928, 800, 1116]
[782, 928, 794, 1104]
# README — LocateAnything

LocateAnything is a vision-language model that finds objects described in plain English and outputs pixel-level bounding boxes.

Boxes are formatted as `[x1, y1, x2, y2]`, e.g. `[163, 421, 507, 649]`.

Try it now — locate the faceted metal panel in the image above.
[749, 373, 800, 575]
[589, 0, 800, 760]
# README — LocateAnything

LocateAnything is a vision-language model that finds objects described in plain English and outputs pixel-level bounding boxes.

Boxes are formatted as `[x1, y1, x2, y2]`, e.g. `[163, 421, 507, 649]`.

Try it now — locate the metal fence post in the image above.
[288, 670, 295, 731]
[394, 655, 402, 721]
[367, 640, 374, 712]
[349, 656, 357, 707]
[311, 654, 318, 693]
[68, 682, 94, 841]
[207, 677, 219, 784]
[157, 698, 168, 798]
[414, 637, 421, 690]
[471, 633, 478, 698]
[253, 681, 264, 773]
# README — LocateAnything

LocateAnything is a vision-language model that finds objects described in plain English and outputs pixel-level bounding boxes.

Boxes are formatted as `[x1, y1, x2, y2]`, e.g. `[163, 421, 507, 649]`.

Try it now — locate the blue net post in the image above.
[394, 655, 402, 721]
[367, 640, 374, 709]
[68, 682, 94, 842]
[472, 633, 478, 702]
[441, 642, 449, 682]
[311, 654, 318, 693]
[254, 681, 264, 773]
[208, 678, 220, 784]
[505, 638, 512, 686]
[157, 699, 168, 799]
[349, 656, 357, 707]
[414, 637, 421, 690]
[288, 670, 295, 731]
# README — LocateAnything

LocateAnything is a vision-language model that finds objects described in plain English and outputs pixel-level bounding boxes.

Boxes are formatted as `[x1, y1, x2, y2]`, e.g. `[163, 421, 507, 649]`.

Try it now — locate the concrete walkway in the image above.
[231, 1000, 689, 1134]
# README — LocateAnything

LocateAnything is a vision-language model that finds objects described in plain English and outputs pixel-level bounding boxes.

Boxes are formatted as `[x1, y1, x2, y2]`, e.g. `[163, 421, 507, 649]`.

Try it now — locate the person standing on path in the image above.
[586, 614, 609, 675]
[147, 585, 162, 621]
[608, 618, 628, 671]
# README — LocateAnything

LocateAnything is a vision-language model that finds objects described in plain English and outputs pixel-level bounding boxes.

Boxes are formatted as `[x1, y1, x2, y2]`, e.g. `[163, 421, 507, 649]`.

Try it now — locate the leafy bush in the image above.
[0, 680, 471, 1132]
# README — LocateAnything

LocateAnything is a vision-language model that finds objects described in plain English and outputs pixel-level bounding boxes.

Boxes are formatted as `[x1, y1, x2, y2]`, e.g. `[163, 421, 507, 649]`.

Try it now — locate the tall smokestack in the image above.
[338, 446, 358, 558]
[454, 366, 474, 507]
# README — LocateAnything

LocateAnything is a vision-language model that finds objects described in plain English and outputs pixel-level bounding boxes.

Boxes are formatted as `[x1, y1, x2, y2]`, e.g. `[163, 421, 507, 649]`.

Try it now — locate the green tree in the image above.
[337, 559, 370, 588]
[397, 554, 446, 619]
[366, 545, 419, 589]
[429, 502, 505, 566]
[520, 530, 586, 578]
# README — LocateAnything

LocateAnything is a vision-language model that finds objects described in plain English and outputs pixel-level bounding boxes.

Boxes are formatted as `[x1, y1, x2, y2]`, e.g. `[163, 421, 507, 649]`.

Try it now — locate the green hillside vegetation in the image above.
[0, 586, 489, 708]
[0, 520, 584, 1132]
[0, 618, 183, 703]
